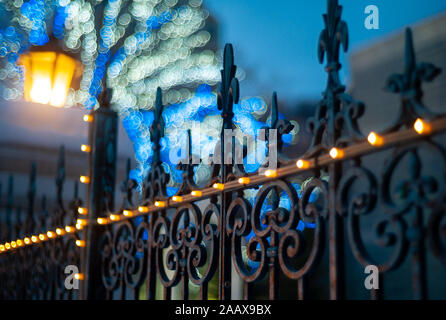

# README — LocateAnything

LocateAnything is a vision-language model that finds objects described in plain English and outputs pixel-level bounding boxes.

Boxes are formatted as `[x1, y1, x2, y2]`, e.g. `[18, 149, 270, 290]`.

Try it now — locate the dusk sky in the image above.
[206, 0, 446, 105]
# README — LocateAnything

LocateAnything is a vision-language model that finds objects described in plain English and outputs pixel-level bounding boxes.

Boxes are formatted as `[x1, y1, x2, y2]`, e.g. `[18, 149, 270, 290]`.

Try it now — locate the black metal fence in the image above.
[1, 0, 446, 300]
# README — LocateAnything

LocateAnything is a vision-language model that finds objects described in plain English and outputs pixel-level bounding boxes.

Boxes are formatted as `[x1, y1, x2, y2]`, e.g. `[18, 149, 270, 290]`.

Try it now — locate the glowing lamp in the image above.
[265, 170, 277, 178]
[123, 210, 133, 217]
[80, 176, 90, 184]
[329, 147, 344, 159]
[296, 159, 310, 169]
[97, 217, 107, 225]
[76, 240, 86, 247]
[138, 206, 149, 213]
[213, 183, 224, 190]
[74, 273, 84, 280]
[81, 145, 91, 152]
[238, 177, 250, 184]
[20, 48, 82, 107]
[191, 190, 202, 197]
[414, 118, 432, 135]
[65, 226, 75, 233]
[367, 132, 384, 146]
[171, 196, 183, 202]
[154, 201, 166, 208]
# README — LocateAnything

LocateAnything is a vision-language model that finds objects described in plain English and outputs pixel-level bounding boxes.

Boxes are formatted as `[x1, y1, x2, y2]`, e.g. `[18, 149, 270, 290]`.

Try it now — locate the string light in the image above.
[414, 118, 432, 135]
[265, 170, 277, 178]
[80, 176, 90, 184]
[81, 144, 91, 152]
[75, 240, 86, 247]
[367, 132, 384, 146]
[296, 159, 310, 169]
[38, 234, 47, 241]
[138, 206, 149, 213]
[97, 217, 107, 225]
[16, 239, 23, 247]
[238, 177, 250, 184]
[31, 236, 38, 243]
[0, 245, 5, 252]
[109, 214, 120, 221]
[191, 190, 202, 197]
[171, 196, 183, 202]
[154, 201, 166, 208]
[56, 228, 65, 236]
[213, 183, 224, 190]
[5, 243, 11, 250]
[74, 273, 84, 280]
[11, 241, 16, 248]
[65, 226, 75, 233]
[83, 115, 93, 122]
[24, 237, 31, 245]
[78, 207, 88, 215]
[329, 147, 344, 159]
[47, 231, 55, 239]
[123, 210, 133, 217]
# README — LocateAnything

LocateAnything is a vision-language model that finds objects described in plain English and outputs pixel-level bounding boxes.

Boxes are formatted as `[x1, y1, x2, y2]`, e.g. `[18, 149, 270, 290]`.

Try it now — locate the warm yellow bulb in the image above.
[213, 183, 225, 190]
[80, 176, 90, 184]
[238, 177, 250, 184]
[76, 240, 86, 247]
[11, 241, 17, 248]
[296, 159, 310, 169]
[78, 207, 88, 215]
[31, 236, 38, 243]
[47, 231, 55, 238]
[154, 201, 166, 208]
[16, 239, 23, 246]
[109, 214, 120, 221]
[56, 228, 65, 236]
[81, 144, 91, 152]
[24, 237, 31, 245]
[0, 245, 5, 252]
[123, 210, 133, 217]
[265, 170, 277, 178]
[329, 147, 344, 159]
[367, 132, 384, 146]
[74, 273, 84, 280]
[5, 243, 11, 250]
[65, 226, 75, 233]
[83, 114, 93, 122]
[171, 196, 183, 202]
[191, 190, 202, 197]
[414, 118, 431, 135]
[138, 206, 149, 213]
[39, 234, 47, 241]
[77, 219, 87, 226]
[97, 217, 107, 225]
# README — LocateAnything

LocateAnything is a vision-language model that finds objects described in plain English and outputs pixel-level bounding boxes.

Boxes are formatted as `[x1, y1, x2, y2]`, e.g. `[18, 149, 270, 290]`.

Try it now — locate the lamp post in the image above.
[19, 37, 82, 108]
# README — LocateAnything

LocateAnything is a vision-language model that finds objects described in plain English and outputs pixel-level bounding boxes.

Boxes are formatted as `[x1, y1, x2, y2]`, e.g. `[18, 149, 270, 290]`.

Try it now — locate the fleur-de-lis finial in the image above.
[150, 87, 165, 165]
[176, 129, 200, 193]
[218, 44, 240, 130]
[318, 0, 348, 90]
[261, 92, 294, 165]
[385, 28, 442, 129]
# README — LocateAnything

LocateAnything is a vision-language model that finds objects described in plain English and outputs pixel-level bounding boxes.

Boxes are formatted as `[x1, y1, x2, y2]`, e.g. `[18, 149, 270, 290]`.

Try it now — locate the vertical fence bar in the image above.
[81, 88, 118, 299]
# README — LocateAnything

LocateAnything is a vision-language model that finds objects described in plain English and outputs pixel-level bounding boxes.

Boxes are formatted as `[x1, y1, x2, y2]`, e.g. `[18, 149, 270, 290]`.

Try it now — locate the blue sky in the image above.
[206, 0, 446, 106]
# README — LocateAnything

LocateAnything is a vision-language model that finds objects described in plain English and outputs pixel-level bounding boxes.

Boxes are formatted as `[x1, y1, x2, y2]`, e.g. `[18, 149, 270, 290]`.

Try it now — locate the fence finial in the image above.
[385, 28, 442, 129]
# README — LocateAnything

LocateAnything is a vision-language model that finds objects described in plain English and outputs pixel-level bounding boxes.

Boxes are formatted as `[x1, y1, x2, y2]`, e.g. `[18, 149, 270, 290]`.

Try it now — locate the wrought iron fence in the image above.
[1, 0, 446, 300]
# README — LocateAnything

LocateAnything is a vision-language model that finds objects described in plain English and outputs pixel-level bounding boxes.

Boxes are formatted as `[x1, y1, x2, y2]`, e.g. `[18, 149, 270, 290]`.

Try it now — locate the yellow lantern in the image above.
[19, 46, 82, 108]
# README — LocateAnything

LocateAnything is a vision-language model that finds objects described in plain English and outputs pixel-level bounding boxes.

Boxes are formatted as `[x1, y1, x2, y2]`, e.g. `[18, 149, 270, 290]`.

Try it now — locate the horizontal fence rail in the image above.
[1, 0, 446, 300]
